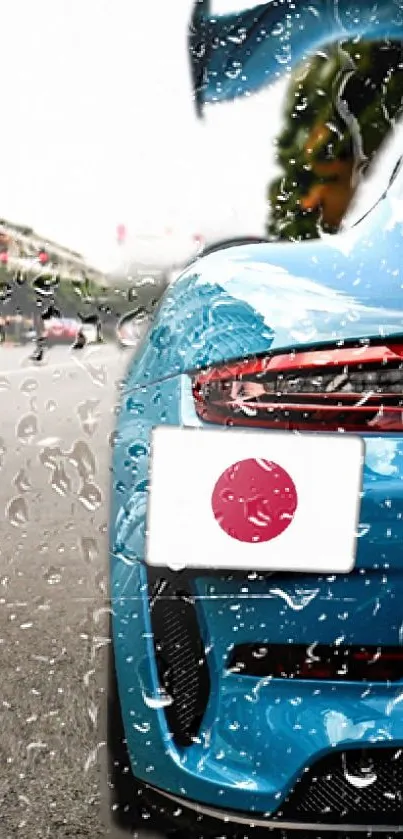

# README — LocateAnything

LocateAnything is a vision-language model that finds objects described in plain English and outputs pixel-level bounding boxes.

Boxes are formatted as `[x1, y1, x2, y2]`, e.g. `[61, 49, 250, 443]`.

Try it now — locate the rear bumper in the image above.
[111, 558, 403, 818]
[111, 378, 403, 820]
[143, 782, 403, 833]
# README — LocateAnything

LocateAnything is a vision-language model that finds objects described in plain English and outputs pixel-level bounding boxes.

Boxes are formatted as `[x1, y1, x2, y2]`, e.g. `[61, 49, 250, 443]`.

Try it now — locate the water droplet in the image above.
[128, 442, 148, 459]
[78, 481, 102, 511]
[14, 468, 31, 493]
[126, 397, 145, 416]
[95, 571, 108, 595]
[39, 444, 63, 470]
[27, 741, 47, 753]
[84, 361, 107, 388]
[83, 668, 95, 688]
[225, 61, 242, 80]
[275, 46, 291, 65]
[88, 701, 98, 728]
[80, 537, 98, 564]
[84, 741, 105, 773]
[134, 721, 151, 734]
[116, 308, 149, 347]
[16, 414, 38, 444]
[386, 691, 403, 716]
[342, 754, 377, 788]
[46, 400, 57, 412]
[6, 496, 28, 527]
[0, 437, 5, 468]
[76, 399, 100, 436]
[90, 635, 110, 661]
[38, 436, 60, 448]
[269, 587, 319, 610]
[66, 440, 96, 480]
[109, 431, 119, 448]
[51, 464, 71, 496]
[43, 567, 62, 586]
[93, 605, 112, 624]
[32, 274, 59, 296]
[20, 378, 38, 395]
[0, 377, 11, 391]
[356, 523, 371, 538]
[142, 688, 173, 710]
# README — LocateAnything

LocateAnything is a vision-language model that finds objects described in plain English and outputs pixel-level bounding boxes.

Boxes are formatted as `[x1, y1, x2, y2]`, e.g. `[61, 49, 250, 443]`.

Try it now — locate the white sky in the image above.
[0, 0, 287, 271]
[1, 0, 400, 273]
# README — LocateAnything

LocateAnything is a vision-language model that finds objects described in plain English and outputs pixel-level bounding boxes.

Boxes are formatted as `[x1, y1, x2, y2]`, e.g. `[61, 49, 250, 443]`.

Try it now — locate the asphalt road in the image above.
[0, 343, 164, 838]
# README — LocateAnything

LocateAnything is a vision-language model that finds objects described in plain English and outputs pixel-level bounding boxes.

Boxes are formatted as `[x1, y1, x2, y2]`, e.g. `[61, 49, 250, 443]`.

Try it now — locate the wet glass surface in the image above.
[2, 2, 403, 838]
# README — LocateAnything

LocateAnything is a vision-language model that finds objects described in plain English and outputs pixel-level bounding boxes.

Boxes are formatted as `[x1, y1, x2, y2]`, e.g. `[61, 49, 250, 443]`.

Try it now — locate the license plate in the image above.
[146, 426, 364, 574]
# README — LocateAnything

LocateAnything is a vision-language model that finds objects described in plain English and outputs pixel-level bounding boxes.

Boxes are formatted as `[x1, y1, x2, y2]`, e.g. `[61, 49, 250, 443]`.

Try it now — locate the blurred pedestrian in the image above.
[30, 303, 61, 362]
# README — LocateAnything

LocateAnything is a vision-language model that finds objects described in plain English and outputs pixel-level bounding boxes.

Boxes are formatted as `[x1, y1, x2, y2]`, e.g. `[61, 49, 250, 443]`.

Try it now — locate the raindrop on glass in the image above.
[80, 536, 98, 564]
[16, 414, 38, 444]
[6, 496, 28, 527]
[78, 481, 102, 511]
[76, 400, 100, 436]
[20, 378, 38, 395]
[14, 468, 31, 493]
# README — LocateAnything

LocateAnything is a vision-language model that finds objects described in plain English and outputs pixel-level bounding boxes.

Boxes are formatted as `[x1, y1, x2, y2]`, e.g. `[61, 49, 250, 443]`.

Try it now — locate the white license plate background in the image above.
[146, 426, 364, 573]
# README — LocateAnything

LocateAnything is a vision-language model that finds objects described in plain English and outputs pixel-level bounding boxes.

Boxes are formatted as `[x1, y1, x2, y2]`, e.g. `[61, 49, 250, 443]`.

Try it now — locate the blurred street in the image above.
[0, 343, 150, 838]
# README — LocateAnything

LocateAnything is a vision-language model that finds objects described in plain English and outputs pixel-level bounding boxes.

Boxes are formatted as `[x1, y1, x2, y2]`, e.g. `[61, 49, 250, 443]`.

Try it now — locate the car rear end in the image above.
[110, 243, 403, 833]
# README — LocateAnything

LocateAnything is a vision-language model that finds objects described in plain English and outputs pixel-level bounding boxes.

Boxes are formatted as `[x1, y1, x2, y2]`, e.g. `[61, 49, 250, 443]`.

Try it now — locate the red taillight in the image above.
[227, 643, 403, 682]
[192, 344, 403, 433]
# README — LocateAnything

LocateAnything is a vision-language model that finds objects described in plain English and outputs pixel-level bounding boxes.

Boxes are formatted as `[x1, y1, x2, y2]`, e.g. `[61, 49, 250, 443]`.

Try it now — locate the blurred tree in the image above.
[267, 40, 403, 241]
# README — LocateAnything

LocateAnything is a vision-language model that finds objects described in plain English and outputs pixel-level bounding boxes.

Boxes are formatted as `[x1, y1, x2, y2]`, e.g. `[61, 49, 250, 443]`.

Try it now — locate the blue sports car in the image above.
[108, 3, 403, 836]
[108, 155, 403, 836]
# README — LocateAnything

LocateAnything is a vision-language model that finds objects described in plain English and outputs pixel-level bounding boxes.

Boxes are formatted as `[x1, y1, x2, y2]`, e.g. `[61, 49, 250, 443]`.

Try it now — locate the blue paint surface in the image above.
[110, 10, 403, 817]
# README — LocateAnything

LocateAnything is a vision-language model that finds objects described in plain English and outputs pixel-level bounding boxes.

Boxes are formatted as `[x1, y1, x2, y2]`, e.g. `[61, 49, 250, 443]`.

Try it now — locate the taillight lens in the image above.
[227, 643, 403, 682]
[192, 344, 403, 432]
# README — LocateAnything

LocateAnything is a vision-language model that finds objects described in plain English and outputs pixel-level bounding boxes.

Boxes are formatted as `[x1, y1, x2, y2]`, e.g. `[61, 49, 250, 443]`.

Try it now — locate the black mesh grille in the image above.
[276, 748, 403, 825]
[149, 577, 210, 747]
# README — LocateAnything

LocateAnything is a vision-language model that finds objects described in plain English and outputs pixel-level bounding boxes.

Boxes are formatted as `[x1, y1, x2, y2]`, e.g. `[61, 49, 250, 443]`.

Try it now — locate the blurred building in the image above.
[0, 217, 106, 285]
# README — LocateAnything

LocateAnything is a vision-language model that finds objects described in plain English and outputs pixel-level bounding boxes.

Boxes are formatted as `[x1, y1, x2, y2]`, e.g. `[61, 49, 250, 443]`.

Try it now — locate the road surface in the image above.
[0, 344, 165, 838]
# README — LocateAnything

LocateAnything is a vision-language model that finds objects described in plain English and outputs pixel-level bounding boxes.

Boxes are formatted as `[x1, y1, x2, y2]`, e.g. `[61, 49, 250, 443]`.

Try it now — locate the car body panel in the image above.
[111, 165, 403, 820]
[121, 183, 403, 394]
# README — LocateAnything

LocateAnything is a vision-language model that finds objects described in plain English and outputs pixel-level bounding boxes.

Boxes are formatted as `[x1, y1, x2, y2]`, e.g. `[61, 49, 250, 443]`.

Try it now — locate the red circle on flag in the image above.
[211, 458, 298, 544]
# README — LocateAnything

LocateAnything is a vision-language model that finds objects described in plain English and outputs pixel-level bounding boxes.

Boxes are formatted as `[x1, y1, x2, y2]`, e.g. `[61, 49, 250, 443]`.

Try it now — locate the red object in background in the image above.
[38, 249, 49, 265]
[44, 318, 80, 339]
[116, 224, 127, 244]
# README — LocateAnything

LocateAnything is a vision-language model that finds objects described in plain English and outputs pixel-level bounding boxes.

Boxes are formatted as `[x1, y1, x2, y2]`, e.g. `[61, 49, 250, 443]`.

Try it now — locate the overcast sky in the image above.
[1, 0, 401, 273]
[0, 0, 288, 270]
